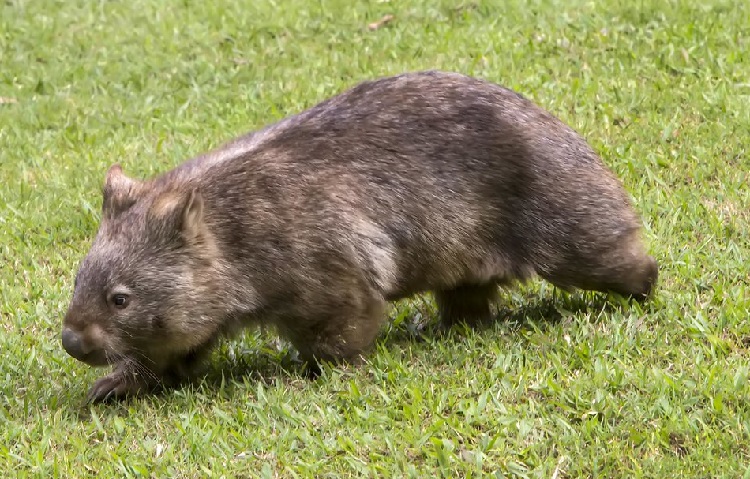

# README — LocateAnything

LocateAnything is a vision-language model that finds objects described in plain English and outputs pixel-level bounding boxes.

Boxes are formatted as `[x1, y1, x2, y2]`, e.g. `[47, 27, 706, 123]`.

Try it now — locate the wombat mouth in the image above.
[73, 349, 111, 367]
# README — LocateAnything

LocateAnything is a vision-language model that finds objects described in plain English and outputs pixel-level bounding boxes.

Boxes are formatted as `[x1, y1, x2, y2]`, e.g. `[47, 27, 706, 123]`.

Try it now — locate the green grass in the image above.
[1, 0, 749, 476]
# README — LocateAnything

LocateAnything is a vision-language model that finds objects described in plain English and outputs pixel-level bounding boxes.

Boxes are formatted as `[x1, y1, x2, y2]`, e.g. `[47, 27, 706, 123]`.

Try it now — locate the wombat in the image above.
[61, 70, 658, 402]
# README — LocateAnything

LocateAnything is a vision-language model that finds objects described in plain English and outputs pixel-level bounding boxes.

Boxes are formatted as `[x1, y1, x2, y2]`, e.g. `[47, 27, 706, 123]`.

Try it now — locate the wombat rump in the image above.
[62, 70, 658, 401]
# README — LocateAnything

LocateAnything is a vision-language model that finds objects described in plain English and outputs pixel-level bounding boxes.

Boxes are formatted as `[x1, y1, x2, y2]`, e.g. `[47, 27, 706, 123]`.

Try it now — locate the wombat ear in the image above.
[181, 189, 205, 242]
[149, 187, 208, 247]
[102, 164, 142, 219]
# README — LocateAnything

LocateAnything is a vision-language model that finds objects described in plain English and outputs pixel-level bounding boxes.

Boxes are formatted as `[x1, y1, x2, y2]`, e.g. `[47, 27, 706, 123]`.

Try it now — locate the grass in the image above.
[1, 0, 749, 476]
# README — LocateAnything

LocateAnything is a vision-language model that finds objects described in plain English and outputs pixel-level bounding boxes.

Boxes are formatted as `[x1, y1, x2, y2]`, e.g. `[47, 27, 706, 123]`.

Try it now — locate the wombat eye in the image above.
[112, 294, 129, 309]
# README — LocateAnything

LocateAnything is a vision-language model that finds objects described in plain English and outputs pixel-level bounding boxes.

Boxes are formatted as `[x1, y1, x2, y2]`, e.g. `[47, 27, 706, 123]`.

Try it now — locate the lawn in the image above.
[1, 0, 749, 476]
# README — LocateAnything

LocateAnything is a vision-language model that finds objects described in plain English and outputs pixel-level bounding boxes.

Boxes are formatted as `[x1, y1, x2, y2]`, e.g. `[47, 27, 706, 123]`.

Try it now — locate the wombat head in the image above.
[62, 165, 222, 372]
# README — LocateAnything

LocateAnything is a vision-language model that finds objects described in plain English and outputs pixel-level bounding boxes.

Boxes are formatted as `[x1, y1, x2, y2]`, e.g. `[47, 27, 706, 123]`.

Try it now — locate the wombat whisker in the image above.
[104, 350, 121, 365]
[127, 359, 160, 384]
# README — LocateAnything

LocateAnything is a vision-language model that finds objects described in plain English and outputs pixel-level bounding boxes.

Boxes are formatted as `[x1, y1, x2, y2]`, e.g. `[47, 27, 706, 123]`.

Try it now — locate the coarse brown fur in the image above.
[61, 70, 658, 402]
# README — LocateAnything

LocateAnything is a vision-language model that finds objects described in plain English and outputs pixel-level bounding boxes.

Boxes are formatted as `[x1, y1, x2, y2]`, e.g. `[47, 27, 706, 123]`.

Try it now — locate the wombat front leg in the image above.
[87, 344, 215, 402]
[87, 362, 157, 403]
[435, 282, 499, 328]
[286, 295, 387, 374]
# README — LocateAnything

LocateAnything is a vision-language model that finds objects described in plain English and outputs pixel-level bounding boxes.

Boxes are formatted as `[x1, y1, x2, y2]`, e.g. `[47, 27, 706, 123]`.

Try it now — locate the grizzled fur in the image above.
[62, 70, 658, 402]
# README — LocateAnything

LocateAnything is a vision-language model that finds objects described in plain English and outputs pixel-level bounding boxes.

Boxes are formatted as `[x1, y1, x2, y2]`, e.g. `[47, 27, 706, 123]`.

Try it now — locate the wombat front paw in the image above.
[86, 369, 148, 403]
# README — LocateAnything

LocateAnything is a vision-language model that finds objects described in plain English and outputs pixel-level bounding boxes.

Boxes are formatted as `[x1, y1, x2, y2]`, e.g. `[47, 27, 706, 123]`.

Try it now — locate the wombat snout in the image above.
[61, 326, 108, 366]
[61, 327, 85, 360]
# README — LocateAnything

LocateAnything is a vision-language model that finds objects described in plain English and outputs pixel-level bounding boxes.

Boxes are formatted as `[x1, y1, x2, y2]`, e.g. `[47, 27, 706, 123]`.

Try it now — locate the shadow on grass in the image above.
[73, 289, 654, 412]
[198, 290, 650, 387]
[382, 289, 651, 346]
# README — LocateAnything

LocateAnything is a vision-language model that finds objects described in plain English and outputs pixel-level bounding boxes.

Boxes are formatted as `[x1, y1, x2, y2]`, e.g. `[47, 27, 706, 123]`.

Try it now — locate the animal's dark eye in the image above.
[112, 293, 129, 309]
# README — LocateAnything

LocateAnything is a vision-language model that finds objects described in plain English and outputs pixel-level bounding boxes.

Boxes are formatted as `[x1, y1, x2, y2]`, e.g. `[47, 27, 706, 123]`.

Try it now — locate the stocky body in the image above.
[61, 70, 658, 401]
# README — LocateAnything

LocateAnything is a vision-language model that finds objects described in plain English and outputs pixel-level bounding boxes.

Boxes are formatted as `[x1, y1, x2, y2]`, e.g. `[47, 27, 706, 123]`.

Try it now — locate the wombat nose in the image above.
[61, 327, 87, 360]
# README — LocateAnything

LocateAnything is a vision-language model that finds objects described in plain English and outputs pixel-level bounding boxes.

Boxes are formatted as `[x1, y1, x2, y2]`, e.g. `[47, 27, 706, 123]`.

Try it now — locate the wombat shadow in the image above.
[72, 289, 651, 412]
[384, 289, 649, 345]
[196, 289, 649, 390]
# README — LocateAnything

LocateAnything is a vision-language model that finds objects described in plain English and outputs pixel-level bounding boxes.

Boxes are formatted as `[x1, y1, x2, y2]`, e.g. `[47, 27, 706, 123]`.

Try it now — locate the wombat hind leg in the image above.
[610, 254, 659, 301]
[435, 283, 499, 329]
[544, 252, 658, 302]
